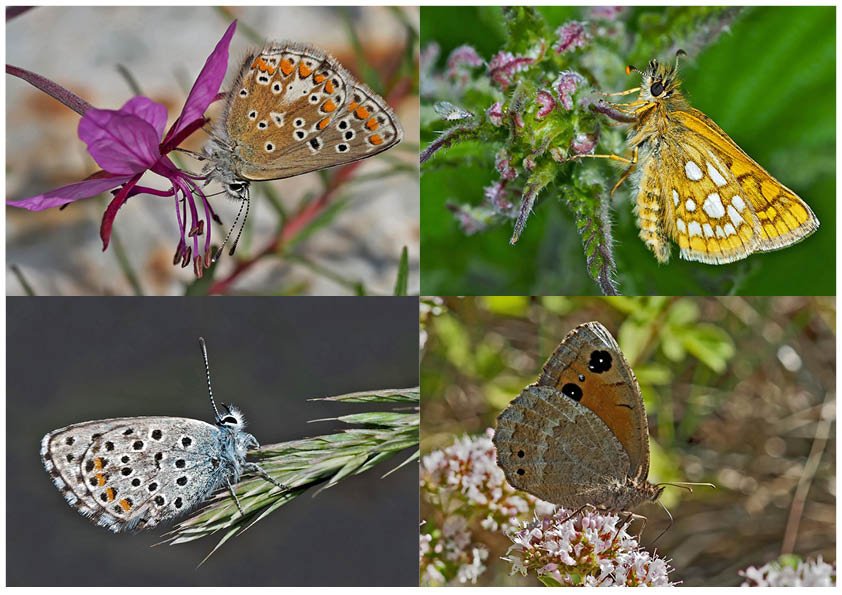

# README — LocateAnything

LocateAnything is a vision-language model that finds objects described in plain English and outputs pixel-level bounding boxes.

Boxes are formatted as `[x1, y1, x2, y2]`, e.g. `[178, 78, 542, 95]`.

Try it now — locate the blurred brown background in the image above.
[420, 296, 835, 586]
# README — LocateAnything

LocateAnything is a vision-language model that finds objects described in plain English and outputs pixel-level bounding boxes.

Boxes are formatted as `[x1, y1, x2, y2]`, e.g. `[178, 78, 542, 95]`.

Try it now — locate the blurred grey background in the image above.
[7, 6, 419, 295]
[7, 296, 419, 586]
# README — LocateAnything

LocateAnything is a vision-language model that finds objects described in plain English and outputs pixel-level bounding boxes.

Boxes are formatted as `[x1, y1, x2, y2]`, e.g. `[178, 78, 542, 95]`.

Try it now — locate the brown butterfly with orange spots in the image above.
[203, 42, 403, 255]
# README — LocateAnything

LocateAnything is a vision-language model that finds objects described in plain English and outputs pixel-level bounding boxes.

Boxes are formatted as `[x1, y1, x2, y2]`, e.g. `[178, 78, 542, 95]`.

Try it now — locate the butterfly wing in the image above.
[494, 384, 633, 509]
[42, 417, 225, 532]
[662, 108, 819, 264]
[222, 42, 402, 181]
[537, 321, 650, 479]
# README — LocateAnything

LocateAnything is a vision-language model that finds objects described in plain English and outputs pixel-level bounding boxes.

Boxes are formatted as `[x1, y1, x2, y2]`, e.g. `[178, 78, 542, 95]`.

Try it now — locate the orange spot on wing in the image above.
[314, 73, 326, 83]
[106, 488, 115, 501]
[119, 499, 131, 511]
[324, 80, 335, 94]
[318, 117, 330, 130]
[369, 134, 383, 146]
[347, 101, 358, 112]
[299, 62, 312, 78]
[93, 458, 103, 470]
[355, 106, 370, 120]
[253, 58, 275, 74]
[280, 59, 294, 76]
[322, 99, 337, 113]
[96, 473, 105, 487]
[365, 118, 379, 131]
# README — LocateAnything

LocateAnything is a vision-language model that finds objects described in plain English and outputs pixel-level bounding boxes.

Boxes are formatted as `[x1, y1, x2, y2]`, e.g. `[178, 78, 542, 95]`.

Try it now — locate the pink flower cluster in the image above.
[447, 44, 485, 86]
[553, 21, 590, 54]
[487, 51, 534, 90]
[505, 507, 675, 586]
[420, 430, 554, 585]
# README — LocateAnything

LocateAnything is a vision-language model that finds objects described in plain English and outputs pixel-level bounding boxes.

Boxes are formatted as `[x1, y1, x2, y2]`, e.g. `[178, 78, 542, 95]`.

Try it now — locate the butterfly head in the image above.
[202, 139, 250, 201]
[215, 403, 246, 431]
[627, 50, 686, 103]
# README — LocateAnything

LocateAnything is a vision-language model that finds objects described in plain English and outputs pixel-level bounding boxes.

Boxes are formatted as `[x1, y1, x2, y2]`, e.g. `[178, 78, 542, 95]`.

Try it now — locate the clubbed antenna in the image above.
[198, 337, 222, 420]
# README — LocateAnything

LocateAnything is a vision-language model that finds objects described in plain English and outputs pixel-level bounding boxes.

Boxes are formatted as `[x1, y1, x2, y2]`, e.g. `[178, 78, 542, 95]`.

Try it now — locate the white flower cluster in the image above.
[419, 429, 553, 586]
[740, 556, 836, 587]
[504, 506, 675, 586]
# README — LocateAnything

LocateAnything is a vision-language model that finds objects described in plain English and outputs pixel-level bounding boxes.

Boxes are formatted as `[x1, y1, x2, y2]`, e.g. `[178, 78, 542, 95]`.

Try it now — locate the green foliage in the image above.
[420, 6, 835, 295]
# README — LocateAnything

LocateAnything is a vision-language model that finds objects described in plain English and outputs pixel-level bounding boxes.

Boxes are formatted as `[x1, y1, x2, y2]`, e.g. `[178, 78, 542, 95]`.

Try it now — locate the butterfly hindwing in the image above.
[42, 416, 226, 532]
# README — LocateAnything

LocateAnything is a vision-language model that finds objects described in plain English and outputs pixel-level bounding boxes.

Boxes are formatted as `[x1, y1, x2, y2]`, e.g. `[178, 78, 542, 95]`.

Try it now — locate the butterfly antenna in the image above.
[212, 197, 246, 263]
[656, 481, 716, 494]
[228, 188, 250, 256]
[672, 49, 687, 76]
[198, 337, 222, 419]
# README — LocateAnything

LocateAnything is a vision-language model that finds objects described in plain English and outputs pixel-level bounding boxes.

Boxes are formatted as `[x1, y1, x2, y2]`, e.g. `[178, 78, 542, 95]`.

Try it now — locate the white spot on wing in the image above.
[715, 225, 726, 238]
[703, 193, 725, 219]
[685, 160, 703, 181]
[672, 190, 679, 207]
[724, 223, 736, 236]
[727, 204, 744, 228]
[703, 223, 714, 237]
[688, 221, 702, 237]
[676, 219, 686, 233]
[685, 198, 696, 212]
[732, 194, 746, 213]
[707, 161, 728, 186]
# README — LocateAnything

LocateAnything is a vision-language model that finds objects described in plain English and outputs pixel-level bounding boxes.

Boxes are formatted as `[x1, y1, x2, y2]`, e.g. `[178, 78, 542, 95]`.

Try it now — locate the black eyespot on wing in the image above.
[588, 350, 612, 373]
[516, 468, 525, 476]
[561, 383, 583, 401]
[517, 450, 525, 458]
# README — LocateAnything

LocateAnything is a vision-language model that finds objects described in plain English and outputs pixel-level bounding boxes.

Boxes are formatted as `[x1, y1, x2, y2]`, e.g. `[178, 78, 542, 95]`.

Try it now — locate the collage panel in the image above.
[7, 6, 419, 296]
[420, 296, 835, 586]
[8, 297, 419, 586]
[420, 6, 834, 296]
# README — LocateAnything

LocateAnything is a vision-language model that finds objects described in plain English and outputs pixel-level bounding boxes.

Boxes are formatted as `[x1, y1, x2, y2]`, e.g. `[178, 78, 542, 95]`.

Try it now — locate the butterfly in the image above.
[493, 322, 662, 514]
[202, 42, 403, 256]
[576, 51, 819, 264]
[40, 338, 287, 532]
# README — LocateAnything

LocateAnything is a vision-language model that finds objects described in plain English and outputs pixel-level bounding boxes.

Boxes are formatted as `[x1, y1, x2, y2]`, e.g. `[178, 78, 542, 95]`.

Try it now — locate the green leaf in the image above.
[393, 246, 409, 295]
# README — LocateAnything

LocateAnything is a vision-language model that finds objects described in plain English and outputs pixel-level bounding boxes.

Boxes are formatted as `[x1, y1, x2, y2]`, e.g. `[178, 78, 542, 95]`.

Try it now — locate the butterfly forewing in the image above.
[673, 109, 819, 260]
[42, 416, 226, 532]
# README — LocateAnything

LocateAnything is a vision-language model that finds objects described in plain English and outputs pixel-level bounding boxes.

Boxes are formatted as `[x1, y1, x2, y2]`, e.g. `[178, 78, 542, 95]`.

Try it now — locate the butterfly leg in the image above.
[244, 462, 290, 492]
[225, 478, 246, 516]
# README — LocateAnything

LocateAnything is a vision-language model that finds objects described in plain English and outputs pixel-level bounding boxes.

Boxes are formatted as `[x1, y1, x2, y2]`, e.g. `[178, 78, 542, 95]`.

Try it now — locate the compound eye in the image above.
[228, 183, 245, 192]
[651, 80, 665, 96]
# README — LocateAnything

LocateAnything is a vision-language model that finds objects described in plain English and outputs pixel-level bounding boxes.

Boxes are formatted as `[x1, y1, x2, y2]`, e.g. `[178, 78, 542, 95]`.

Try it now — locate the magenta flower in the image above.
[487, 101, 504, 126]
[6, 21, 237, 278]
[487, 51, 534, 90]
[495, 150, 517, 181]
[553, 21, 590, 54]
[446, 44, 484, 85]
[535, 89, 556, 119]
[555, 70, 586, 111]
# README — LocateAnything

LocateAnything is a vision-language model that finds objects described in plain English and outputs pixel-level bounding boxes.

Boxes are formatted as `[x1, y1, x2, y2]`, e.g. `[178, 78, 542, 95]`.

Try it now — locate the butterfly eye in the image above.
[228, 182, 246, 192]
[651, 80, 665, 96]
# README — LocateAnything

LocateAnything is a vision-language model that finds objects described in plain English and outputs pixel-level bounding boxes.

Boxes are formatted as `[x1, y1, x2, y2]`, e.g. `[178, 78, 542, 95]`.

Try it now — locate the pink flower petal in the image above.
[163, 20, 236, 145]
[78, 108, 163, 174]
[100, 172, 143, 249]
[6, 173, 134, 211]
[121, 96, 168, 139]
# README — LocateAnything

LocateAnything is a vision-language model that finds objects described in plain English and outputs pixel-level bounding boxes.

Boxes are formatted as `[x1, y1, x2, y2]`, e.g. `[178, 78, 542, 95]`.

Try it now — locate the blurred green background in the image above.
[420, 296, 835, 585]
[420, 7, 835, 295]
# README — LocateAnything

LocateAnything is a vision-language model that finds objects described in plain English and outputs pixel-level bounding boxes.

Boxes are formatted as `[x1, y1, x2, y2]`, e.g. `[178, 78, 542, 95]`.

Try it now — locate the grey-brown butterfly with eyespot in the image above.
[494, 321, 712, 524]
[202, 41, 403, 257]
[40, 338, 288, 532]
